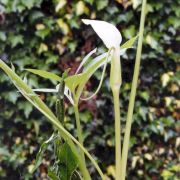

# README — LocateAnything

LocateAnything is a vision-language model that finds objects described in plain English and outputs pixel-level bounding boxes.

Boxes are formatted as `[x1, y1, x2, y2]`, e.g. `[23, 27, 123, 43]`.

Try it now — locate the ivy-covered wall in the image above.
[0, 0, 179, 179]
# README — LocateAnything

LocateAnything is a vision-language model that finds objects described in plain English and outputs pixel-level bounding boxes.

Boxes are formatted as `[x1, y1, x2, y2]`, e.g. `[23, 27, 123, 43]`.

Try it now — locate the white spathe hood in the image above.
[82, 19, 122, 49]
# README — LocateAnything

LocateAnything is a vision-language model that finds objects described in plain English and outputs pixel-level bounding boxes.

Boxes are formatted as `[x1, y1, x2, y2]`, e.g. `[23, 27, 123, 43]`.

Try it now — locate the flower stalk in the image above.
[73, 99, 91, 180]
[121, 0, 147, 179]
[110, 47, 122, 180]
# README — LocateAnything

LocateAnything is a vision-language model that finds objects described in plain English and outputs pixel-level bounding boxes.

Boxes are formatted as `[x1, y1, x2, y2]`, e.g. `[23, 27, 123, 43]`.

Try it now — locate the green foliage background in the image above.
[0, 0, 179, 179]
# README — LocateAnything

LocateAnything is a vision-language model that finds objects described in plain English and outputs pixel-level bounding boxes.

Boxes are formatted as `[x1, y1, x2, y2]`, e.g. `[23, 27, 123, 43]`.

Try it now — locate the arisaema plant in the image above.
[0, 0, 147, 179]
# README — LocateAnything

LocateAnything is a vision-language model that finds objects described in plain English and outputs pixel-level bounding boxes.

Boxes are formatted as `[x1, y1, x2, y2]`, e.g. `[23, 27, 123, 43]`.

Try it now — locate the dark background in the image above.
[0, 0, 179, 179]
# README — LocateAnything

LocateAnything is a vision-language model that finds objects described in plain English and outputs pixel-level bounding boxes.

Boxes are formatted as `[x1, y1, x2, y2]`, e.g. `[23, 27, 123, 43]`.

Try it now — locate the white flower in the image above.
[82, 19, 122, 49]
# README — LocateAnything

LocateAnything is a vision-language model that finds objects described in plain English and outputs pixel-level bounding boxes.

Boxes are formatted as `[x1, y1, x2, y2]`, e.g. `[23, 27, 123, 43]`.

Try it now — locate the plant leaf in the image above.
[81, 48, 113, 100]
[83, 52, 108, 73]
[48, 170, 60, 180]
[65, 74, 87, 93]
[121, 35, 138, 49]
[75, 48, 97, 74]
[75, 52, 108, 100]
[26, 69, 62, 81]
[33, 88, 57, 93]
[31, 133, 57, 173]
[56, 142, 78, 180]
[33, 86, 74, 105]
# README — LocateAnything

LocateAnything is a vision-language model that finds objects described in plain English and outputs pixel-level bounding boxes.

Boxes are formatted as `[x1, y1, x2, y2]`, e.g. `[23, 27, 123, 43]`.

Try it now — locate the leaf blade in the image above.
[26, 69, 62, 81]
[121, 35, 138, 49]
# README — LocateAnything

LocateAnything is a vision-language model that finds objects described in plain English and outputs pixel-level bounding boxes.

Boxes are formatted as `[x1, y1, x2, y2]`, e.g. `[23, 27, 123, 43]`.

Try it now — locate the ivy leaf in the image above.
[38, 43, 48, 54]
[29, 10, 44, 22]
[9, 35, 24, 48]
[55, 0, 67, 12]
[4, 91, 20, 104]
[96, 0, 108, 10]
[0, 31, 6, 41]
[21, 0, 35, 9]
[0, 147, 10, 157]
[35, 28, 50, 39]
[19, 101, 33, 118]
[57, 19, 70, 35]
[26, 69, 62, 81]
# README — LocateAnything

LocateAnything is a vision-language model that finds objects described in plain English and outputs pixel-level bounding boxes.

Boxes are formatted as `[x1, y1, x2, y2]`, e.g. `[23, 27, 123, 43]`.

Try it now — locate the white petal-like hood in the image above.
[82, 19, 122, 49]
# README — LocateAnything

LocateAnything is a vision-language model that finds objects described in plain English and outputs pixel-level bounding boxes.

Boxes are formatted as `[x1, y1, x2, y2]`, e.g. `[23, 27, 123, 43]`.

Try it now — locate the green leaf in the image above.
[65, 74, 86, 93]
[75, 48, 97, 74]
[4, 91, 20, 104]
[19, 101, 33, 118]
[121, 35, 138, 49]
[65, 52, 108, 101]
[83, 52, 107, 73]
[29, 10, 44, 22]
[21, 0, 35, 9]
[146, 35, 158, 49]
[26, 69, 62, 81]
[35, 28, 50, 39]
[96, 0, 108, 10]
[9, 34, 24, 48]
[123, 25, 136, 39]
[81, 48, 113, 101]
[31, 133, 57, 173]
[75, 52, 108, 100]
[0, 147, 10, 156]
[56, 142, 78, 180]
[48, 170, 60, 180]
[0, 31, 6, 41]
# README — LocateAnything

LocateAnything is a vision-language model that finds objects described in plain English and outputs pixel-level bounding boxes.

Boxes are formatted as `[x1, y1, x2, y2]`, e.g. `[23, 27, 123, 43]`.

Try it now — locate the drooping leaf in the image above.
[26, 69, 62, 81]
[83, 52, 108, 73]
[74, 52, 108, 100]
[81, 48, 113, 100]
[31, 133, 57, 173]
[75, 48, 97, 74]
[64, 52, 108, 101]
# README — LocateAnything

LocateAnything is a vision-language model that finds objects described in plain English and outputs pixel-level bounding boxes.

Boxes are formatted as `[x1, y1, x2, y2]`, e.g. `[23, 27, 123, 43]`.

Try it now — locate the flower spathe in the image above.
[82, 19, 122, 49]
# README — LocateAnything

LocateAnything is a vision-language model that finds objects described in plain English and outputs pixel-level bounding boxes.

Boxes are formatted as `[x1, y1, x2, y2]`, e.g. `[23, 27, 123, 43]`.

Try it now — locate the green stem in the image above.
[110, 47, 122, 180]
[121, 0, 147, 179]
[74, 102, 91, 180]
[112, 89, 121, 180]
